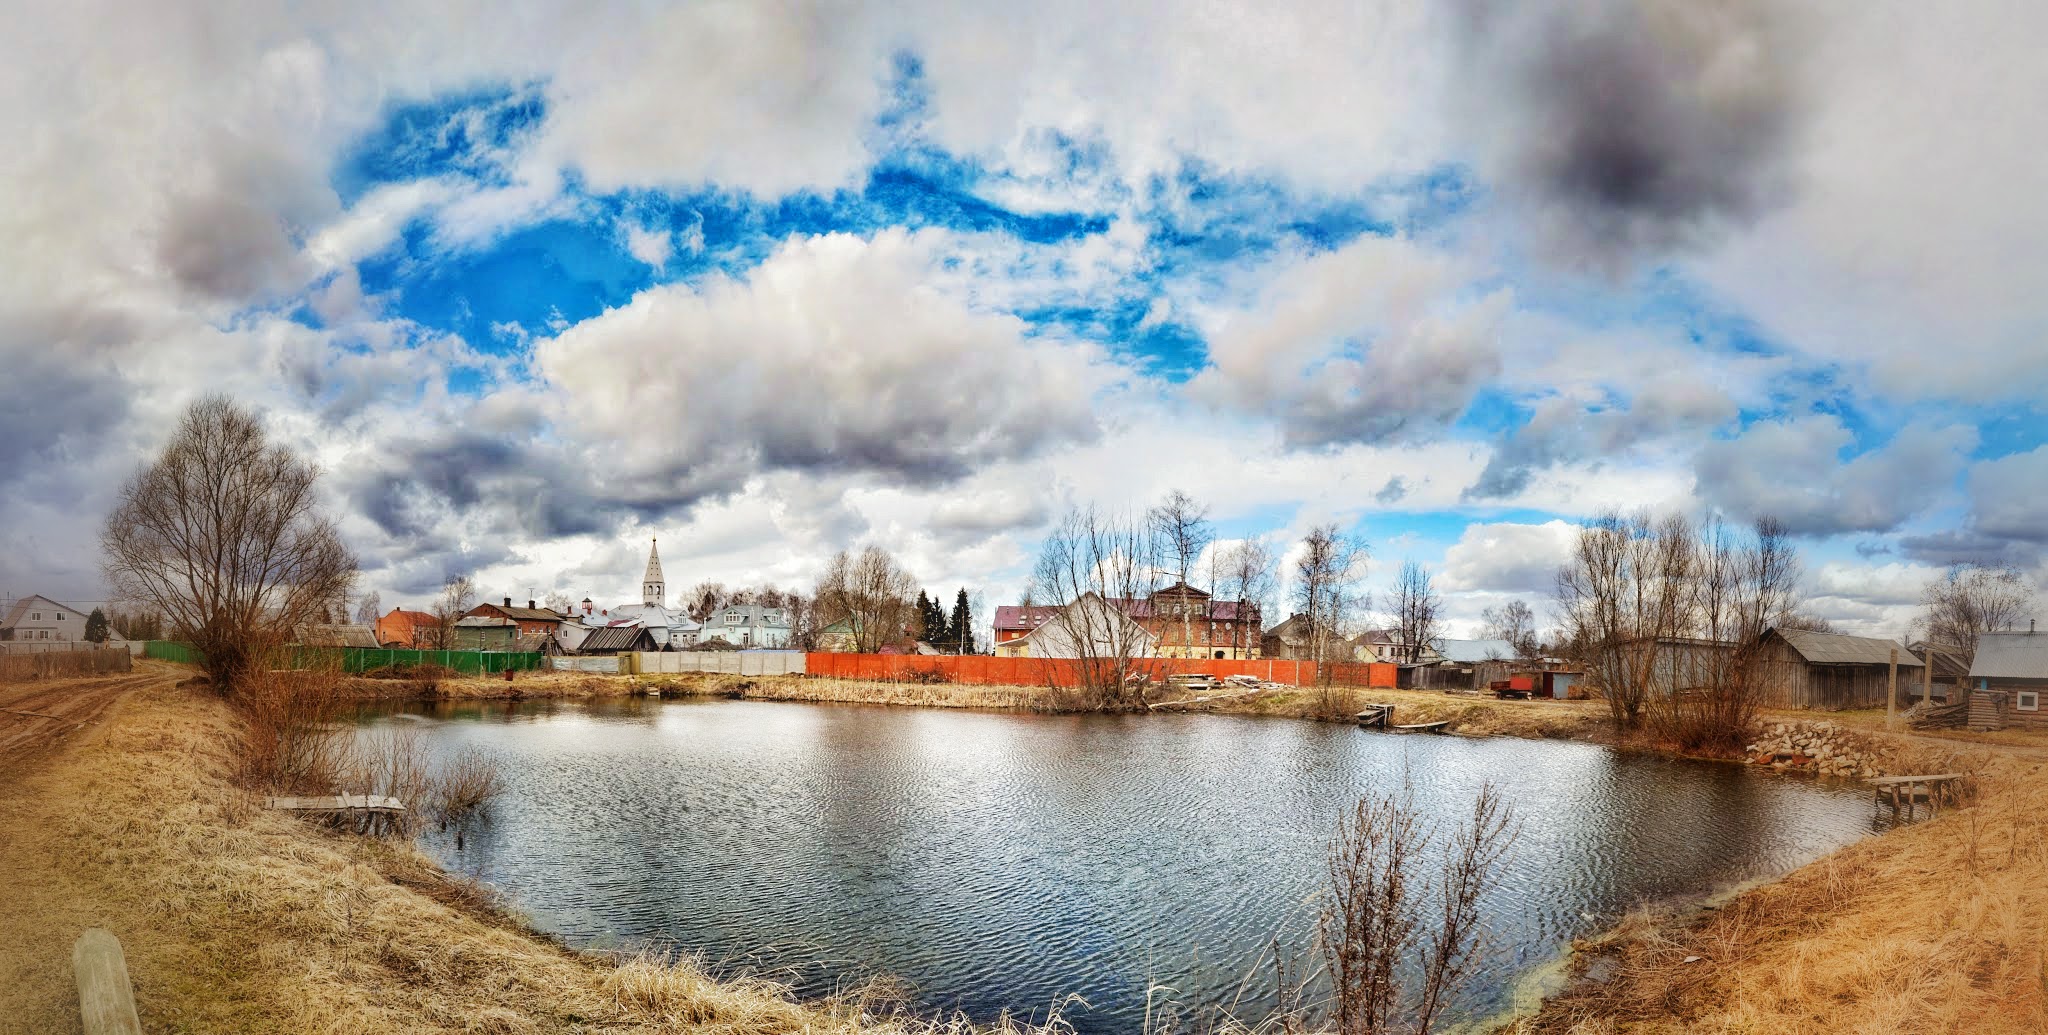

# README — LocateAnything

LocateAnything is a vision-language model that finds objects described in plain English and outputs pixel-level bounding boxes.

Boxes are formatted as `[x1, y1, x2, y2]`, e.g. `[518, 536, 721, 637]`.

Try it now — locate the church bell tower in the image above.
[643, 538, 665, 607]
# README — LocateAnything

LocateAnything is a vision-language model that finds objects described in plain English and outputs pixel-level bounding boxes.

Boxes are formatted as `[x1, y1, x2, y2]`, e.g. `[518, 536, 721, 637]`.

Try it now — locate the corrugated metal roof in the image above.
[1773, 627, 1922, 667]
[577, 625, 652, 653]
[993, 605, 1062, 630]
[1970, 632, 2048, 680]
[300, 624, 381, 648]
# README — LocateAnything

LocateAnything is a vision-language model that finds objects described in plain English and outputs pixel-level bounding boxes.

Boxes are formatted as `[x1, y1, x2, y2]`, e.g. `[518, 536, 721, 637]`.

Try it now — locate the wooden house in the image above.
[1966, 630, 2048, 730]
[572, 625, 659, 656]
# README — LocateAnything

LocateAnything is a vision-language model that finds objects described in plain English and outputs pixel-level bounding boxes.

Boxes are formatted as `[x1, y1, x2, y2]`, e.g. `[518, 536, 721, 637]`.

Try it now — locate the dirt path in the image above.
[0, 665, 180, 781]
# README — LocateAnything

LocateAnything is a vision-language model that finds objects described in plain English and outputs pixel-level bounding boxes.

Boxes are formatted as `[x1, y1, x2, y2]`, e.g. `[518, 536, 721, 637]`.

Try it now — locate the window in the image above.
[726, 611, 742, 625]
[2020, 691, 2040, 712]
[30, 612, 41, 621]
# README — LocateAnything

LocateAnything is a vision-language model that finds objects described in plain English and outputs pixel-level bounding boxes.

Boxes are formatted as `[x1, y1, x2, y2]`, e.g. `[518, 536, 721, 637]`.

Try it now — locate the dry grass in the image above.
[0, 676, 1080, 1034]
[1499, 748, 2048, 1035]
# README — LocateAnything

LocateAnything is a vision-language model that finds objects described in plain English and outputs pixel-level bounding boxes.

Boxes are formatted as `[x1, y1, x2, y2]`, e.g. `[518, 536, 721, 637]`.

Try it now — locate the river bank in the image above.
[0, 670, 1027, 1034]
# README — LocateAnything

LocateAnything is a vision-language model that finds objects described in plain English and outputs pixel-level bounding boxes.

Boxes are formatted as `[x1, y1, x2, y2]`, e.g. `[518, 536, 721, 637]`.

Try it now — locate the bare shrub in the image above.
[339, 725, 432, 835]
[234, 666, 352, 793]
[433, 745, 507, 824]
[1320, 785, 1516, 1035]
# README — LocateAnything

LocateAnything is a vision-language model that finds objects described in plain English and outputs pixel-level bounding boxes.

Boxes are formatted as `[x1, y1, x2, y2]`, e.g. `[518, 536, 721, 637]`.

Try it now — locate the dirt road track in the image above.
[0, 665, 183, 780]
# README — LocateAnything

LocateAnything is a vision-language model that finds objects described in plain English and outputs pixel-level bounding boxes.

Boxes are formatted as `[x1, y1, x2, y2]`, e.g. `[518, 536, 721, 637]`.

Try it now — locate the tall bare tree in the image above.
[1480, 599, 1540, 659]
[430, 574, 476, 649]
[683, 581, 727, 623]
[813, 546, 917, 653]
[1919, 564, 2036, 659]
[1033, 506, 1157, 708]
[1217, 538, 1277, 656]
[1554, 511, 1698, 731]
[101, 397, 357, 687]
[1295, 524, 1367, 672]
[1148, 489, 1212, 657]
[1388, 561, 1443, 665]
[354, 591, 383, 626]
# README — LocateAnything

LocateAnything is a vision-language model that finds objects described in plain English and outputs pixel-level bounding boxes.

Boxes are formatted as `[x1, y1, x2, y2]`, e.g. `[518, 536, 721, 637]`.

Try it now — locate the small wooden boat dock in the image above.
[1867, 774, 1964, 822]
[1393, 720, 1450, 734]
[1357, 703, 1393, 729]
[267, 794, 407, 833]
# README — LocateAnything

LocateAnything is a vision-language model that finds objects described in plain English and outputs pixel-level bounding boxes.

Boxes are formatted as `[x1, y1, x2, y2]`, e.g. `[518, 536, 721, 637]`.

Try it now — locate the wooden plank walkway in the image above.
[1393, 721, 1451, 734]
[1357, 704, 1394, 730]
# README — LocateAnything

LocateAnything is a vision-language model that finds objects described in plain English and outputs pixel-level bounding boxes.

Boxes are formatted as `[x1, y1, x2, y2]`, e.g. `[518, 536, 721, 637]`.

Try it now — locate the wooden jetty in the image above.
[267, 794, 407, 833]
[74, 929, 142, 1035]
[1356, 704, 1394, 729]
[1867, 774, 1964, 822]
[1393, 721, 1451, 734]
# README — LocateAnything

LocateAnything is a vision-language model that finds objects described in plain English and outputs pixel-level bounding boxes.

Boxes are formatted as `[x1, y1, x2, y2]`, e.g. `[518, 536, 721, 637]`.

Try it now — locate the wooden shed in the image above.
[1968, 630, 2048, 730]
[1754, 628, 1923, 710]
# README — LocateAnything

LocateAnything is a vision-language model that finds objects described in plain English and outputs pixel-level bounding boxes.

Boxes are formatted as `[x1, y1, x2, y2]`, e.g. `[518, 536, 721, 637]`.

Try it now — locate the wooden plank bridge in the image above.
[1867, 774, 1964, 822]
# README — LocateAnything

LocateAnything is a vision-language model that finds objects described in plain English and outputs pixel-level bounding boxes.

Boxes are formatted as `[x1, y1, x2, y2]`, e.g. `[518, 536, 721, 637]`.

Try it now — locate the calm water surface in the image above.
[361, 698, 1874, 1031]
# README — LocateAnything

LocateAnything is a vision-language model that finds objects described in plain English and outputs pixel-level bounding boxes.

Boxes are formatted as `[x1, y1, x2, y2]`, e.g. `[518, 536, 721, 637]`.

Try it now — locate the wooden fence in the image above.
[0, 647, 132, 682]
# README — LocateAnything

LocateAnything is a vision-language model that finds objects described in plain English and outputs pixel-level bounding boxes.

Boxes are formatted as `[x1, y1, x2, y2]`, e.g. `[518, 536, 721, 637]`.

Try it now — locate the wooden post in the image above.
[1923, 647, 1934, 703]
[1887, 647, 1899, 731]
[73, 928, 142, 1035]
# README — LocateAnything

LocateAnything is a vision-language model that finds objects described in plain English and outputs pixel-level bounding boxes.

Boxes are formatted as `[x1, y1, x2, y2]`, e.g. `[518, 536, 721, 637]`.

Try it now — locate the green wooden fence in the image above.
[143, 641, 542, 675]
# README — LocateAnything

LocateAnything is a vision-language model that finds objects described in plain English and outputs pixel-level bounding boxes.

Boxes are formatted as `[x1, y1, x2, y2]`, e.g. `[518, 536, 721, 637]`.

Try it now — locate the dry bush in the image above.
[233, 666, 353, 792]
[339, 724, 434, 835]
[433, 745, 506, 824]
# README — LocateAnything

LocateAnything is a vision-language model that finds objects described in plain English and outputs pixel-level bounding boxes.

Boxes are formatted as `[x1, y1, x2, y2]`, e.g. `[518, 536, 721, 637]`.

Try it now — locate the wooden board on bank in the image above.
[266, 794, 405, 814]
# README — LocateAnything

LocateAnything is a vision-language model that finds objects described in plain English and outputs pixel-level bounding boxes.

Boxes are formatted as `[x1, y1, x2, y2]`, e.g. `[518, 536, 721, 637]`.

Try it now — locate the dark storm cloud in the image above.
[1374, 476, 1408, 504]
[0, 338, 135, 487]
[1453, 0, 1801, 262]
[1899, 531, 2041, 571]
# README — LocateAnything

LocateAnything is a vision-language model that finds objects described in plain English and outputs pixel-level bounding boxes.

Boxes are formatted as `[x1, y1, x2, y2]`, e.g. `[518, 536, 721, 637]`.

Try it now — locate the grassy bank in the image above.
[0, 675, 1025, 1034]
[1500, 743, 2047, 1034]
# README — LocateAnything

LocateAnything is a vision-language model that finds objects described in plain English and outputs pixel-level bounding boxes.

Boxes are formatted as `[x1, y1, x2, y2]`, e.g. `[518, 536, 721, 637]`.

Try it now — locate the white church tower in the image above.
[642, 538, 665, 607]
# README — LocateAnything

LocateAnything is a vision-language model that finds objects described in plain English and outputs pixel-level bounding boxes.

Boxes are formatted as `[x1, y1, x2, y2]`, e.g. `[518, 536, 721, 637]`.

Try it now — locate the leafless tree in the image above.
[1149, 489, 1212, 657]
[1919, 564, 2036, 659]
[354, 591, 383, 626]
[1479, 600, 1540, 659]
[541, 591, 575, 615]
[428, 574, 476, 649]
[683, 580, 727, 623]
[1032, 506, 1158, 708]
[1321, 785, 1515, 1035]
[1554, 511, 1696, 730]
[1388, 561, 1443, 666]
[101, 396, 357, 687]
[1217, 538, 1278, 657]
[783, 592, 817, 650]
[813, 546, 917, 653]
[1295, 524, 1367, 673]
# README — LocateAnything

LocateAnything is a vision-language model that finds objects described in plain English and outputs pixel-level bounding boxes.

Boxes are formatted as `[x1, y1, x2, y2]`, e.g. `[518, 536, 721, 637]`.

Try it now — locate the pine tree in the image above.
[948, 588, 973, 654]
[84, 608, 110, 643]
[914, 590, 934, 643]
[925, 592, 948, 648]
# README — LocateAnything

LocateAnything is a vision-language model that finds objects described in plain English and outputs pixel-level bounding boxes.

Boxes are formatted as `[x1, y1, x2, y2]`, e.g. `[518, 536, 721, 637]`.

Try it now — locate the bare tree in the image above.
[1388, 561, 1443, 665]
[1919, 564, 2036, 659]
[430, 574, 477, 649]
[1217, 538, 1278, 657]
[1321, 785, 1515, 1035]
[813, 546, 917, 653]
[542, 591, 574, 615]
[1148, 489, 1212, 657]
[1479, 600, 1540, 659]
[1032, 506, 1158, 708]
[101, 396, 357, 687]
[354, 591, 383, 626]
[683, 581, 727, 623]
[1295, 524, 1367, 672]
[1554, 511, 1696, 731]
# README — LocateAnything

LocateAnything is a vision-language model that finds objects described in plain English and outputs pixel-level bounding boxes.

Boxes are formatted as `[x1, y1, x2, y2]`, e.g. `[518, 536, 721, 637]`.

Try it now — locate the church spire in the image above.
[643, 538, 665, 607]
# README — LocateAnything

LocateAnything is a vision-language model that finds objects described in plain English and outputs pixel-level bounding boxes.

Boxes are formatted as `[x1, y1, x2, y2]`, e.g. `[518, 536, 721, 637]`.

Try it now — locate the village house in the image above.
[297, 624, 380, 649]
[994, 593, 1158, 659]
[1966, 628, 2048, 730]
[0, 594, 89, 642]
[465, 597, 567, 639]
[452, 615, 518, 651]
[1260, 613, 1335, 661]
[993, 605, 1062, 649]
[1110, 583, 1262, 660]
[572, 624, 660, 656]
[1906, 639, 1972, 702]
[697, 603, 792, 649]
[374, 607, 439, 648]
[1347, 628, 1444, 665]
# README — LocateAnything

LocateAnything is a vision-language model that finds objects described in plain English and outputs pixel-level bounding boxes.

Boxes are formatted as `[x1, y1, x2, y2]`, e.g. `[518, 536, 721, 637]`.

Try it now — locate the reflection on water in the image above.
[359, 697, 1873, 1032]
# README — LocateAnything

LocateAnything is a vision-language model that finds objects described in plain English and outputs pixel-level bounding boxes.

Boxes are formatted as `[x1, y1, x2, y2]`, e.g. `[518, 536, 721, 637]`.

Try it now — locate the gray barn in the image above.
[1754, 628, 1923, 710]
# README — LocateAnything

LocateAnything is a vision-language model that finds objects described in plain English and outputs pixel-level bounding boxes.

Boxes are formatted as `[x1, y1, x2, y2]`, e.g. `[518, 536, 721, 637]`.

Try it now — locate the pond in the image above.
[359, 697, 1874, 1032]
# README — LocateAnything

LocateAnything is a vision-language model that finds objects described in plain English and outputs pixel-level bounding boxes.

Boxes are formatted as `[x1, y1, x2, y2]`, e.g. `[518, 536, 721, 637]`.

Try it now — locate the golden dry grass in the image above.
[0, 675, 1047, 1034]
[1500, 745, 2048, 1035]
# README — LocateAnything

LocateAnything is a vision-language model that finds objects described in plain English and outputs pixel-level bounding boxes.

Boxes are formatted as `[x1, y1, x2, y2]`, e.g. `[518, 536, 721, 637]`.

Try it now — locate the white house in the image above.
[994, 593, 1158, 659]
[694, 603, 793, 649]
[1, 595, 90, 643]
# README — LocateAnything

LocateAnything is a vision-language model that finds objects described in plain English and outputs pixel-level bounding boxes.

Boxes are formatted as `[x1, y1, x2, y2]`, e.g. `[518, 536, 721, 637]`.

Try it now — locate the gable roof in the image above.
[471, 602, 565, 623]
[1970, 632, 2048, 680]
[2, 595, 86, 628]
[576, 625, 655, 653]
[993, 605, 1062, 631]
[1771, 627, 1922, 668]
[299, 624, 381, 648]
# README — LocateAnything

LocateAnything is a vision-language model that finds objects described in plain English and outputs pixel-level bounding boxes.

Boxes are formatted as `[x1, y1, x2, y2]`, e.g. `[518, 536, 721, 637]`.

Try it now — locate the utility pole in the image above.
[1887, 646, 1900, 730]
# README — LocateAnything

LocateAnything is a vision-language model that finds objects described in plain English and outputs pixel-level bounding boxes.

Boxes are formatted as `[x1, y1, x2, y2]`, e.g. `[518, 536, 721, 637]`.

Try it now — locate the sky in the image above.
[2, 1, 2044, 640]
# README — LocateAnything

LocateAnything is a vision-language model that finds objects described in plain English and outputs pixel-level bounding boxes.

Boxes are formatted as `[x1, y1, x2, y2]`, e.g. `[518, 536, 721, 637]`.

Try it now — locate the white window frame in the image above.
[726, 611, 742, 625]
[2019, 691, 2040, 712]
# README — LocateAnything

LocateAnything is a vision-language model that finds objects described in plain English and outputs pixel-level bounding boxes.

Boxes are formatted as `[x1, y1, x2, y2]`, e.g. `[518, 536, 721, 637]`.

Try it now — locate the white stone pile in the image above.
[1746, 720, 1884, 779]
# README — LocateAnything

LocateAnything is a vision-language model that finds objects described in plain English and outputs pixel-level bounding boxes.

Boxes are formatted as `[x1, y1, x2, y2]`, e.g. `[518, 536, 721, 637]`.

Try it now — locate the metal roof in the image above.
[1772, 627, 1922, 668]
[1970, 632, 2048, 680]
[576, 625, 653, 653]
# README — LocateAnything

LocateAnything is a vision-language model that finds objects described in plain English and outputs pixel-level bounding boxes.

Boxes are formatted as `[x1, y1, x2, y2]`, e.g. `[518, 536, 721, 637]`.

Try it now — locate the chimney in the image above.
[503, 597, 512, 608]
[527, 599, 536, 611]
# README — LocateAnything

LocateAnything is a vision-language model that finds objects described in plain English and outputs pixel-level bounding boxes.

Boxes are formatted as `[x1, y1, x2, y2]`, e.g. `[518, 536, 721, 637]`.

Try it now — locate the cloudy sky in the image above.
[4, 1, 2044, 638]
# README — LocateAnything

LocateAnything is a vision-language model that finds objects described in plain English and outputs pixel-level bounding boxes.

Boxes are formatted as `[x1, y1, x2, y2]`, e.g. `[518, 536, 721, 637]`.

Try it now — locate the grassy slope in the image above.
[0, 676, 995, 1034]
